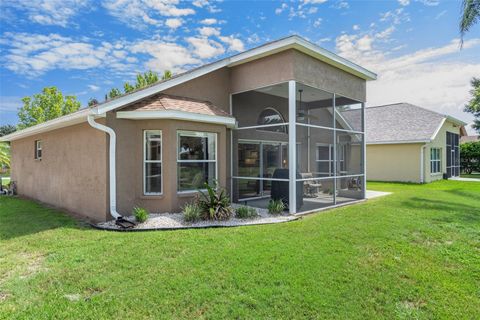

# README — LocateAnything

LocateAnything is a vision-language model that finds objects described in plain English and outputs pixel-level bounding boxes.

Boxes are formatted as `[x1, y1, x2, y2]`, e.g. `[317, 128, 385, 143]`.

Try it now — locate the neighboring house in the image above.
[364, 103, 467, 183]
[0, 36, 376, 222]
[460, 135, 479, 144]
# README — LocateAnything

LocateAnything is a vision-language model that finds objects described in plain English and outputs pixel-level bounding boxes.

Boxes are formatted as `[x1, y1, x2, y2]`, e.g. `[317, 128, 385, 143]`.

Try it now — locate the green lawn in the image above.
[0, 181, 479, 319]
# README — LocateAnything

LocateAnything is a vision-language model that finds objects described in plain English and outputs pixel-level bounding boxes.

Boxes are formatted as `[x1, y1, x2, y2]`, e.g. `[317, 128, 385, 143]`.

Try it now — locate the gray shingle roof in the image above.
[365, 103, 446, 144]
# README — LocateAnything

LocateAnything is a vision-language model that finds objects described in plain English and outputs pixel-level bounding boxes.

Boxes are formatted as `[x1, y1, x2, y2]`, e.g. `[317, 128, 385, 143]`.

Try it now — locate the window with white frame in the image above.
[177, 131, 217, 192]
[34, 140, 42, 160]
[430, 147, 441, 174]
[144, 130, 162, 195]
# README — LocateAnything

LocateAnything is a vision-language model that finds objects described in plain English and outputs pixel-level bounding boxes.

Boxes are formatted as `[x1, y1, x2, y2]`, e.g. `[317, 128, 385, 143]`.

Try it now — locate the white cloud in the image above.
[335, 34, 480, 129]
[275, 3, 288, 15]
[247, 33, 261, 44]
[398, 0, 410, 6]
[353, 24, 360, 31]
[102, 0, 195, 29]
[380, 8, 410, 25]
[302, 0, 327, 5]
[186, 37, 224, 59]
[418, 0, 439, 6]
[313, 18, 322, 28]
[0, 96, 23, 112]
[435, 10, 447, 20]
[165, 18, 183, 29]
[130, 40, 200, 73]
[0, 33, 136, 76]
[88, 84, 100, 91]
[198, 27, 221, 37]
[3, 0, 90, 27]
[219, 35, 245, 52]
[200, 18, 218, 25]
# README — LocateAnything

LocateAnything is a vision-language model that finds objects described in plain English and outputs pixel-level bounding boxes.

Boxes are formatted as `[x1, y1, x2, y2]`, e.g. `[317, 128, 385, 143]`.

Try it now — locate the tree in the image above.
[460, 0, 480, 45]
[0, 142, 10, 169]
[162, 70, 172, 80]
[88, 98, 99, 106]
[18, 87, 81, 129]
[124, 82, 135, 94]
[108, 88, 122, 99]
[464, 77, 480, 133]
[0, 125, 16, 137]
[460, 141, 480, 173]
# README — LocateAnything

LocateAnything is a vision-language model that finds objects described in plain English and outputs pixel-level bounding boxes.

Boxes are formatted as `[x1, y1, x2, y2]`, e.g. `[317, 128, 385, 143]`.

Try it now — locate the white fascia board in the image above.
[93, 36, 376, 115]
[430, 118, 447, 141]
[116, 110, 236, 128]
[445, 115, 468, 127]
[367, 140, 430, 145]
[0, 109, 105, 142]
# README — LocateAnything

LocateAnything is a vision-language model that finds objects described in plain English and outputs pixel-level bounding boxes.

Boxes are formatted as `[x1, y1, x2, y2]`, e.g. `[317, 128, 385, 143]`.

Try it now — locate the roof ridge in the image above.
[368, 102, 447, 118]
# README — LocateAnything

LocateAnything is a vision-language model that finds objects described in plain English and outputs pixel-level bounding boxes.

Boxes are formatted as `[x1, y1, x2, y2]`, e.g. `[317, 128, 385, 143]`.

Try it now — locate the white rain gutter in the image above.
[87, 114, 121, 220]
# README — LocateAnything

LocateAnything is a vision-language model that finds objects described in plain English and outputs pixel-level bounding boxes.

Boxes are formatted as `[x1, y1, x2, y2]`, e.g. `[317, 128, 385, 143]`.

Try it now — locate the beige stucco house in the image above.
[1, 36, 376, 222]
[364, 103, 467, 183]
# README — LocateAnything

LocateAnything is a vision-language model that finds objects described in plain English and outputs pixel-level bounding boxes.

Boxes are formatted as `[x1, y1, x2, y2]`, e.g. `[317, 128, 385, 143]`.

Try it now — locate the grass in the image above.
[0, 180, 479, 319]
[0, 177, 10, 187]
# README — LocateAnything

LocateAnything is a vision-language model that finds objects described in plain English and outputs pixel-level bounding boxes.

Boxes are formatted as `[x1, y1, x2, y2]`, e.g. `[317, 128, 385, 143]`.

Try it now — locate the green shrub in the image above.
[197, 181, 233, 220]
[183, 203, 201, 222]
[268, 199, 285, 215]
[133, 206, 149, 223]
[235, 206, 258, 219]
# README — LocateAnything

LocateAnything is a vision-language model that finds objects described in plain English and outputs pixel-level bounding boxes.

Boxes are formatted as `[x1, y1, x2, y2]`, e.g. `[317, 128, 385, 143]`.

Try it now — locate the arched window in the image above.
[257, 107, 287, 133]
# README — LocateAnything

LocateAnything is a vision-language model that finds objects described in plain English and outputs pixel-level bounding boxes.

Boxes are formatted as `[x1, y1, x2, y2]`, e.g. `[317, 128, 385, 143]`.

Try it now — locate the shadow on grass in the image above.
[401, 197, 480, 224]
[0, 196, 81, 240]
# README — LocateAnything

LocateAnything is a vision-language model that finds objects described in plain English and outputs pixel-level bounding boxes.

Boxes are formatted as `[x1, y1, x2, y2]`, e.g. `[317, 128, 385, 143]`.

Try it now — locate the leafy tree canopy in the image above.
[106, 70, 172, 100]
[464, 77, 480, 133]
[460, 141, 480, 174]
[0, 142, 10, 168]
[18, 87, 81, 129]
[0, 125, 16, 137]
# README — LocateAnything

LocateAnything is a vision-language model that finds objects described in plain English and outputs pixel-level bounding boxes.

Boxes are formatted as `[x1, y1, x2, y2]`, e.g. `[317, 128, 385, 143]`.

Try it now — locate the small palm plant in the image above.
[460, 0, 480, 46]
[197, 181, 233, 220]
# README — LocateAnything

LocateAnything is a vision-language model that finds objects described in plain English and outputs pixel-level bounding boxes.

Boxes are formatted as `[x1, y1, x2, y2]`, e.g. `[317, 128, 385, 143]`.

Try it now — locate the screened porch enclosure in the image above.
[231, 81, 366, 214]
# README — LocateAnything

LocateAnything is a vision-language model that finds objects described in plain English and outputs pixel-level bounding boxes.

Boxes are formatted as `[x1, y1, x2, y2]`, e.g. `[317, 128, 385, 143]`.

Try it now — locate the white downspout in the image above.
[87, 114, 122, 220]
[420, 145, 426, 183]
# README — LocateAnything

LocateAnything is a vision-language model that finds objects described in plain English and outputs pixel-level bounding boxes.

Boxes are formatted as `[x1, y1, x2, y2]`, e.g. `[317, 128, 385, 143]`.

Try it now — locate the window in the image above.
[34, 140, 42, 160]
[177, 131, 217, 192]
[430, 148, 441, 174]
[257, 108, 287, 133]
[144, 130, 162, 195]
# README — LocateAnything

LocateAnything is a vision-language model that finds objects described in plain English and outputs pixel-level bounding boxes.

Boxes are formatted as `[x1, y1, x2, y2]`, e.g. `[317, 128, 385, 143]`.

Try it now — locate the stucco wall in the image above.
[292, 50, 366, 102]
[163, 67, 231, 113]
[366, 143, 423, 183]
[230, 50, 295, 94]
[108, 114, 227, 215]
[424, 120, 463, 183]
[10, 121, 108, 221]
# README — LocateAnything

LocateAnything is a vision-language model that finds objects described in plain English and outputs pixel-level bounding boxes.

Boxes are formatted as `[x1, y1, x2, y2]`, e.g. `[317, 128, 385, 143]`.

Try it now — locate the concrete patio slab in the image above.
[366, 190, 392, 199]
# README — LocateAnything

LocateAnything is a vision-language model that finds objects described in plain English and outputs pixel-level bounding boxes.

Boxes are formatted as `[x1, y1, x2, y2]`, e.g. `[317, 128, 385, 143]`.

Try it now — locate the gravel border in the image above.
[93, 204, 299, 231]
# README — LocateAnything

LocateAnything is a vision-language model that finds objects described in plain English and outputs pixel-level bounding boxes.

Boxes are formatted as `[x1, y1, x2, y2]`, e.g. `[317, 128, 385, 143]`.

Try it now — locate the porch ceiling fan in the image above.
[296, 89, 319, 121]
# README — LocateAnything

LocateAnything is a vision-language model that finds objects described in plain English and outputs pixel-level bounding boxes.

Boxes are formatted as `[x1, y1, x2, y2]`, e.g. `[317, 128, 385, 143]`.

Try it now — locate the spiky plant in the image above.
[460, 0, 480, 46]
[197, 181, 233, 221]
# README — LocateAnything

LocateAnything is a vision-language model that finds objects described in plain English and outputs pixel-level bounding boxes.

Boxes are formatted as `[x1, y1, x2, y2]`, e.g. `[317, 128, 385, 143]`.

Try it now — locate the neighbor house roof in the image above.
[1, 35, 376, 142]
[365, 103, 467, 144]
[460, 135, 479, 143]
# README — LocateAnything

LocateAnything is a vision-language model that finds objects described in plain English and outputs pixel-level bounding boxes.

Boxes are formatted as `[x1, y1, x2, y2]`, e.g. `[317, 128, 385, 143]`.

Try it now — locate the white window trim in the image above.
[177, 130, 218, 193]
[430, 147, 441, 174]
[143, 130, 163, 196]
[35, 140, 42, 160]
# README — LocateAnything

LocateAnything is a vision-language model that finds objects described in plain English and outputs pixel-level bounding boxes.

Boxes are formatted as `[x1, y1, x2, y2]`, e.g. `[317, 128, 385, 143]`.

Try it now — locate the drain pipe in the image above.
[87, 114, 122, 220]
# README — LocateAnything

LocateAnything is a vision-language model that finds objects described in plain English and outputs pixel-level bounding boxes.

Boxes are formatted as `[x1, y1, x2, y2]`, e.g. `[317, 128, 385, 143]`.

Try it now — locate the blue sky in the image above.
[1, 0, 479, 133]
